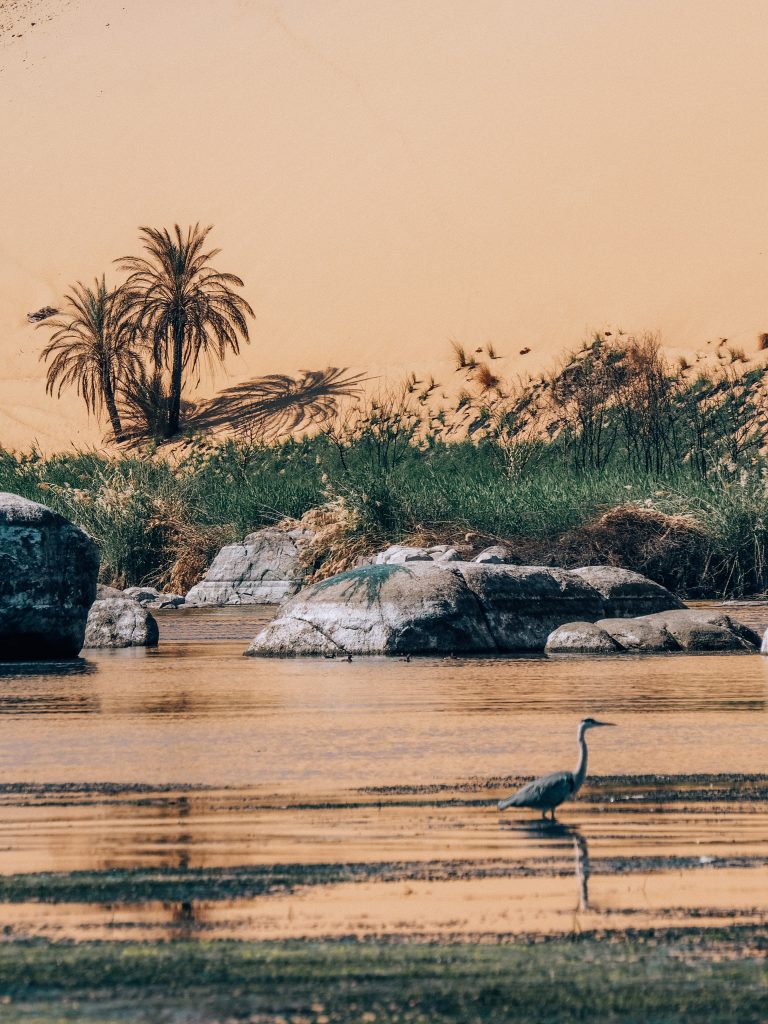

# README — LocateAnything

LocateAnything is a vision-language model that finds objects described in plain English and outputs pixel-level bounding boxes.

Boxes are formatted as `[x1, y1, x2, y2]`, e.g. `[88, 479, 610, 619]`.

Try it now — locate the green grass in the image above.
[1, 933, 766, 1023]
[2, 437, 768, 597]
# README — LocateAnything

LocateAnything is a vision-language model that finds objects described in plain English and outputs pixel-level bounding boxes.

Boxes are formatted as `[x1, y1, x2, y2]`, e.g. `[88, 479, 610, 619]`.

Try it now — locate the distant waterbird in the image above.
[497, 718, 615, 820]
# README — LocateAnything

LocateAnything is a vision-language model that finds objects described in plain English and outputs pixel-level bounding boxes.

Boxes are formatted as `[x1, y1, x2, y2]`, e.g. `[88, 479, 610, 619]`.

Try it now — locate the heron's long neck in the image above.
[573, 731, 588, 792]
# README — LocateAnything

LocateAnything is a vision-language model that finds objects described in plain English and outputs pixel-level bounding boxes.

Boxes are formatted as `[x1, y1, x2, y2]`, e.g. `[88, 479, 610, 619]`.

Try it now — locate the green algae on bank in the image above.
[1, 933, 767, 1023]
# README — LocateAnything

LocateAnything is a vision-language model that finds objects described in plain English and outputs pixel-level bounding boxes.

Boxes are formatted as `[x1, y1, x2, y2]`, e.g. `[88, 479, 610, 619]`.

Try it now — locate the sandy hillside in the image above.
[2, 0, 768, 450]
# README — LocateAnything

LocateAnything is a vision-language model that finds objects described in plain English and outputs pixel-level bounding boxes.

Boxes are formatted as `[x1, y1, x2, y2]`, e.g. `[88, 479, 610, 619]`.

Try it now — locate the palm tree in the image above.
[39, 277, 137, 441]
[117, 224, 254, 438]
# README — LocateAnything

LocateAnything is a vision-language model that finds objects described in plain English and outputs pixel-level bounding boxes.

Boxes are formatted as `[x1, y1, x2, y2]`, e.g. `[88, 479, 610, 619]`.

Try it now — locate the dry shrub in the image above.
[473, 362, 501, 393]
[553, 505, 709, 592]
[290, 499, 383, 584]
[150, 501, 234, 594]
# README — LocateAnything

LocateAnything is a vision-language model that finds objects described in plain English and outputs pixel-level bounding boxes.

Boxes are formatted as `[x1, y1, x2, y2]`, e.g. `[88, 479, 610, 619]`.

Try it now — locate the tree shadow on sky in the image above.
[188, 366, 366, 440]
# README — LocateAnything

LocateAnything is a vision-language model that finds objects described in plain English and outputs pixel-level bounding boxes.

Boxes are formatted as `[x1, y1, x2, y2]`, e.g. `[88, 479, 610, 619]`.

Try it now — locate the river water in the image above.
[0, 604, 766, 941]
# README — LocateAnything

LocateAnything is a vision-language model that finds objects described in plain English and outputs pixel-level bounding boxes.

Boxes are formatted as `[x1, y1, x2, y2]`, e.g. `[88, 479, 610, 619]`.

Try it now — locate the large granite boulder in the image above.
[185, 527, 312, 606]
[246, 562, 611, 657]
[83, 598, 159, 648]
[547, 608, 760, 654]
[0, 492, 99, 659]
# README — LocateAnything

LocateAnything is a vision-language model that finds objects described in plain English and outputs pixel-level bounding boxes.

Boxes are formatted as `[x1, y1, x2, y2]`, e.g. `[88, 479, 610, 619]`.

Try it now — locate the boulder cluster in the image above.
[0, 494, 763, 660]
[245, 561, 711, 657]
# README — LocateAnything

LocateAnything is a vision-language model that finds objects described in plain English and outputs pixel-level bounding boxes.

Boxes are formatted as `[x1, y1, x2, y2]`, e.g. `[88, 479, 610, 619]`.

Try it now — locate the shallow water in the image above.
[0, 605, 766, 942]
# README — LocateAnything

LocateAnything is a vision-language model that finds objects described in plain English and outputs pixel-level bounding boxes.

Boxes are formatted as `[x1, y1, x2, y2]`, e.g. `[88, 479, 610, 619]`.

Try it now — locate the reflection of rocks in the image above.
[246, 562, 668, 657]
[0, 492, 99, 659]
[186, 527, 312, 606]
[547, 608, 760, 654]
[83, 598, 159, 648]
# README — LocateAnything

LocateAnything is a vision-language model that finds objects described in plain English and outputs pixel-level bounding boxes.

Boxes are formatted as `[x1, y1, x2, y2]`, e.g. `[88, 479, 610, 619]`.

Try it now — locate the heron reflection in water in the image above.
[497, 717, 615, 821]
[503, 820, 592, 912]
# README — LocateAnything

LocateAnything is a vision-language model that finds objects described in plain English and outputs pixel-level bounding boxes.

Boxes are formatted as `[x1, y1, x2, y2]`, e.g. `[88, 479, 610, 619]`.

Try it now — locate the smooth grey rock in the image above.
[185, 527, 311, 606]
[375, 546, 434, 564]
[545, 621, 622, 654]
[456, 564, 604, 651]
[246, 562, 606, 657]
[473, 545, 519, 565]
[570, 565, 684, 617]
[0, 492, 99, 659]
[123, 586, 185, 609]
[597, 616, 679, 652]
[96, 584, 124, 600]
[246, 563, 494, 656]
[640, 609, 759, 651]
[374, 544, 465, 565]
[592, 608, 758, 654]
[83, 598, 159, 648]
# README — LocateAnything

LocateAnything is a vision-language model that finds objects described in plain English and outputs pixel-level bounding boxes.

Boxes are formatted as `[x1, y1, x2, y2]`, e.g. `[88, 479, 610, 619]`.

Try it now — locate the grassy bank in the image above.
[1, 932, 766, 1023]
[2, 436, 768, 597]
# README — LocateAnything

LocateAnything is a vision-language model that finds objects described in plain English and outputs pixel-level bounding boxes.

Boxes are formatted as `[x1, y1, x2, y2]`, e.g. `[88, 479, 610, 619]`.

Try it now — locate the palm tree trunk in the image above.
[167, 321, 185, 437]
[102, 374, 124, 442]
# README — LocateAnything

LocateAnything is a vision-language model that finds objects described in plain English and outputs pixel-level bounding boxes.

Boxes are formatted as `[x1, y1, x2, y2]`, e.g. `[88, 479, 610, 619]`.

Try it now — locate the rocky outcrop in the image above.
[472, 545, 520, 564]
[83, 597, 159, 648]
[185, 527, 312, 606]
[245, 562, 679, 657]
[122, 586, 185, 609]
[374, 544, 463, 564]
[0, 492, 99, 659]
[546, 608, 760, 654]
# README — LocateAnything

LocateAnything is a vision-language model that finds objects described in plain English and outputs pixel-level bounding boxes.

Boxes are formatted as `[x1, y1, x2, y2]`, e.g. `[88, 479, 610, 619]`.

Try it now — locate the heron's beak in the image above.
[593, 720, 616, 727]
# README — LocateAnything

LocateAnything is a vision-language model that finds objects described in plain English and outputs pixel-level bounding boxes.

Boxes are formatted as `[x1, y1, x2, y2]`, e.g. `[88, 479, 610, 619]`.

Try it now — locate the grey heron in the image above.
[497, 717, 615, 820]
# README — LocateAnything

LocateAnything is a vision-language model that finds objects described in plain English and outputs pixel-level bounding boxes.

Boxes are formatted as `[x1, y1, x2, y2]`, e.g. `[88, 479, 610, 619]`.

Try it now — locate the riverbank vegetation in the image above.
[7, 331, 768, 597]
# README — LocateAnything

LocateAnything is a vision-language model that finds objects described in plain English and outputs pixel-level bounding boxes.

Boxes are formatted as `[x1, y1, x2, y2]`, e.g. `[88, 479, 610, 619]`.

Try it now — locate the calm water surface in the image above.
[0, 605, 766, 941]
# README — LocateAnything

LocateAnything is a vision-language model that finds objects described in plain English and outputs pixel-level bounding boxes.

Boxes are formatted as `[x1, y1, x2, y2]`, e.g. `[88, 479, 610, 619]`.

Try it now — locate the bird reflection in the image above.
[500, 820, 592, 912]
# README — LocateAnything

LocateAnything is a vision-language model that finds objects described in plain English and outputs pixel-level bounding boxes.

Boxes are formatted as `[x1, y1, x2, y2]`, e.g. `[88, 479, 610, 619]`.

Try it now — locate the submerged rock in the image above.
[246, 562, 625, 657]
[185, 527, 312, 606]
[548, 608, 760, 654]
[83, 598, 159, 648]
[0, 492, 99, 659]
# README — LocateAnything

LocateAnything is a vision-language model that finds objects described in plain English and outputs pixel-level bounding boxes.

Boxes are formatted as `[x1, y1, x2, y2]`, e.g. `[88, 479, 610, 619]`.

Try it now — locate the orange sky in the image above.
[2, 0, 768, 449]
